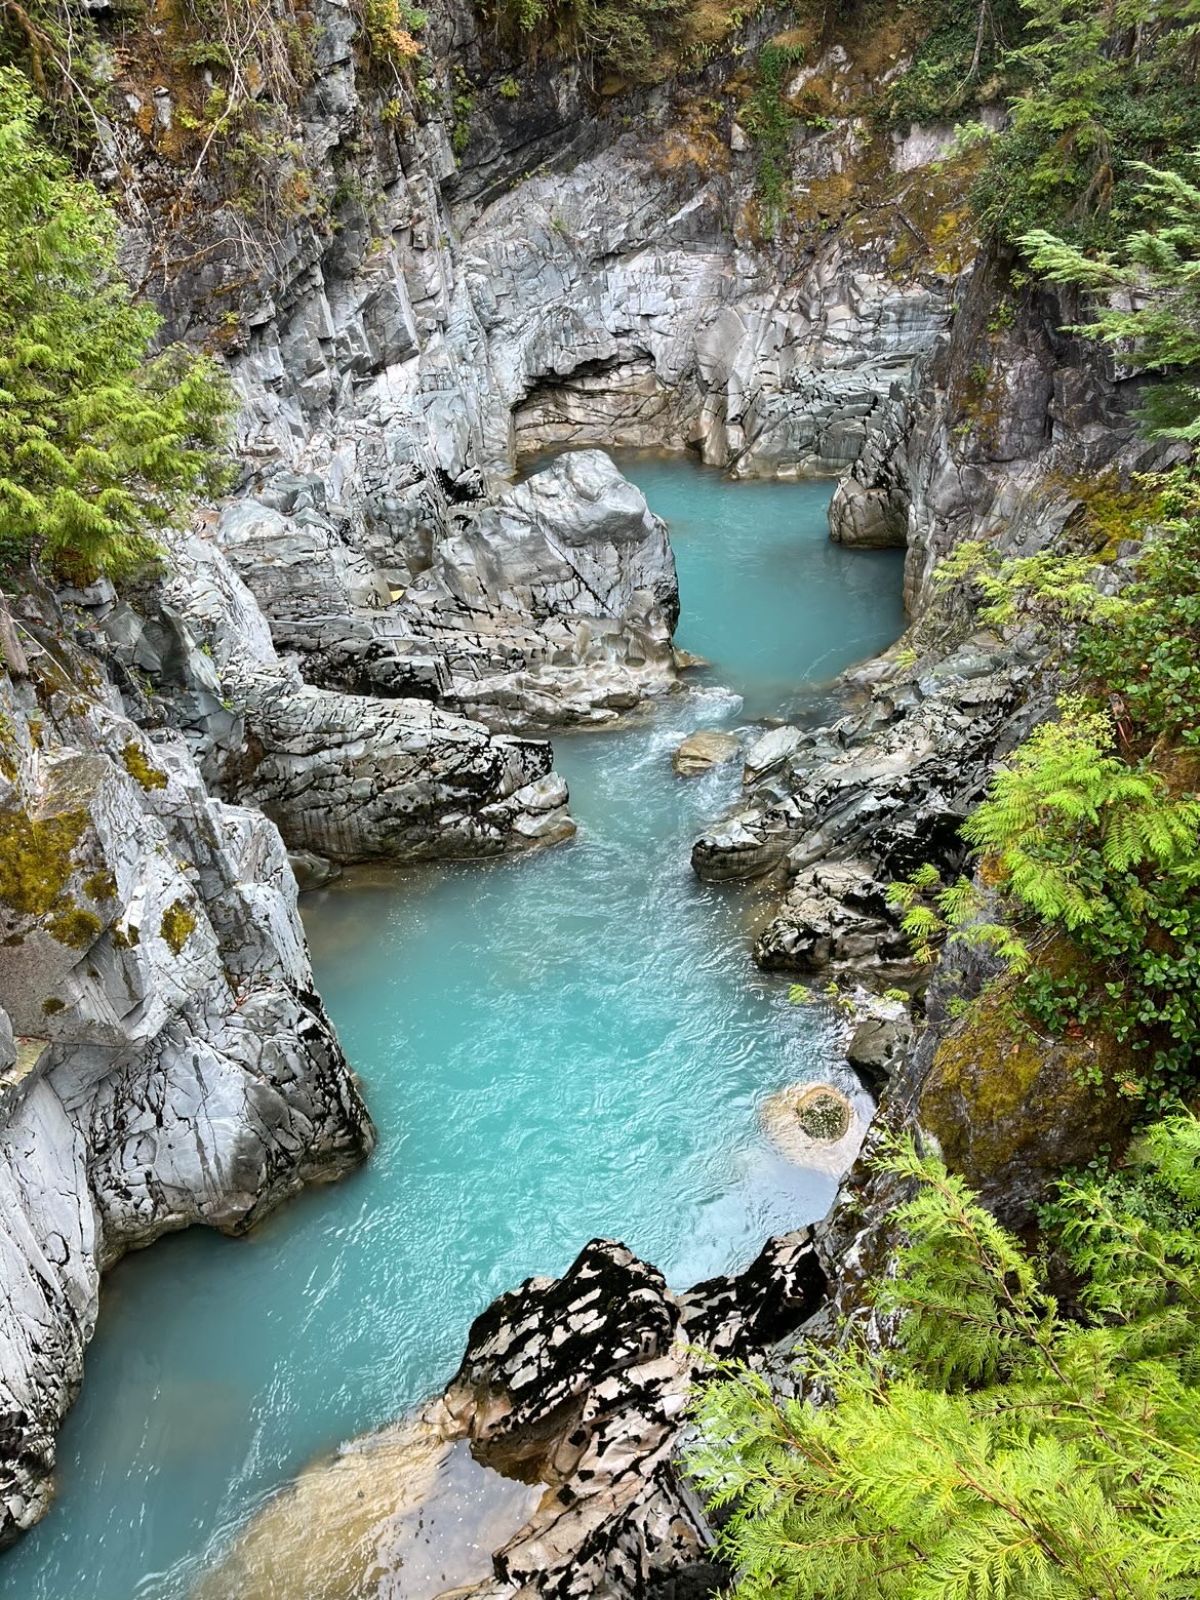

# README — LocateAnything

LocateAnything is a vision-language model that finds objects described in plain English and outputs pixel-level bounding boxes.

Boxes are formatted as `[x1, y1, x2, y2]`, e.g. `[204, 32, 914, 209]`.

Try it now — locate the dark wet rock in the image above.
[742, 724, 805, 783]
[754, 860, 910, 978]
[695, 650, 1025, 893]
[445, 1240, 679, 1481]
[845, 994, 914, 1089]
[679, 1231, 827, 1359]
[287, 850, 342, 892]
[416, 1232, 828, 1598]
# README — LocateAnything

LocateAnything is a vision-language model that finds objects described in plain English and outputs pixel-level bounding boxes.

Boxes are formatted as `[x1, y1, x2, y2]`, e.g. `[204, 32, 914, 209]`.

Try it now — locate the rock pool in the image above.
[0, 452, 904, 1599]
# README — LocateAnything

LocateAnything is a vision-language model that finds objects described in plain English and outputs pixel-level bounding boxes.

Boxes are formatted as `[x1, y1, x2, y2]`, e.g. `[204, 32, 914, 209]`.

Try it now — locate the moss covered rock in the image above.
[916, 980, 1135, 1226]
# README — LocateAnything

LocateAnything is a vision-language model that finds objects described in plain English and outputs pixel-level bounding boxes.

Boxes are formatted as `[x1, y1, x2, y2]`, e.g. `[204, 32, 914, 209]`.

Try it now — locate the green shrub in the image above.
[1020, 151, 1200, 440]
[927, 472, 1200, 1109]
[742, 37, 806, 236]
[972, 0, 1200, 249]
[487, 0, 691, 82]
[883, 0, 1023, 127]
[0, 69, 229, 576]
[690, 1117, 1200, 1599]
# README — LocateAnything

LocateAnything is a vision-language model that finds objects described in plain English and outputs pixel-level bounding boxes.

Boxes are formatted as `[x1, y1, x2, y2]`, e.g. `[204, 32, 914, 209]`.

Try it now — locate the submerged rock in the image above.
[288, 849, 342, 892]
[760, 1083, 869, 1179]
[192, 1417, 541, 1600]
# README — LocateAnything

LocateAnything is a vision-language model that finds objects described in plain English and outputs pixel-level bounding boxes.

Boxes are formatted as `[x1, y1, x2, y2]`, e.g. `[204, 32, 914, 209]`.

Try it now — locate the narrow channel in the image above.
[1, 452, 905, 1600]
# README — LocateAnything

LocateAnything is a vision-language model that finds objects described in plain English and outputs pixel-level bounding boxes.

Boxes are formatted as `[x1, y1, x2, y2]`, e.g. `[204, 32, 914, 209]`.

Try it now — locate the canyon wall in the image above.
[0, 0, 1163, 1572]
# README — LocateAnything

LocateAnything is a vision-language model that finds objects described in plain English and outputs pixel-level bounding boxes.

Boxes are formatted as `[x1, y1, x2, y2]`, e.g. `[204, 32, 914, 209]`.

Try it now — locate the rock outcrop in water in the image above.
[200, 1233, 826, 1599]
[212, 450, 680, 730]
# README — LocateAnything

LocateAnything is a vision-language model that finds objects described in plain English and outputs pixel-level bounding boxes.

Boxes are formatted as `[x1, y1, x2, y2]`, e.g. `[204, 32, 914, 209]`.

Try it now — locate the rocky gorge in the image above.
[0, 0, 1178, 1592]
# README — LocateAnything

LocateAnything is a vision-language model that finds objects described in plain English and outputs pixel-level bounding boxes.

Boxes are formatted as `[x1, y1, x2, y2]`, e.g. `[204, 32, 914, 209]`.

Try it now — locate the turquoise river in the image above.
[0, 451, 906, 1600]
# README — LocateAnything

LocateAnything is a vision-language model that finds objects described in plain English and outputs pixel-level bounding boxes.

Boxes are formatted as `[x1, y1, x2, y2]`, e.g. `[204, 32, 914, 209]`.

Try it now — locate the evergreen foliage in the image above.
[960, 705, 1200, 931]
[0, 69, 229, 576]
[1020, 151, 1200, 438]
[926, 475, 1200, 1107]
[742, 38, 807, 236]
[971, 0, 1200, 249]
[690, 1119, 1200, 1600]
[882, 0, 1023, 128]
[888, 862, 1031, 969]
[487, 0, 691, 81]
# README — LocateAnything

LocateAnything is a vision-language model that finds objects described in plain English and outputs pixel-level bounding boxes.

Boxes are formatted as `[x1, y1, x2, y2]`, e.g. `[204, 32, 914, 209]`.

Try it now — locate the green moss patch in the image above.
[919, 980, 1131, 1197]
[160, 898, 197, 955]
[795, 1087, 852, 1140]
[122, 741, 168, 791]
[84, 869, 118, 902]
[0, 803, 110, 950]
[0, 805, 88, 919]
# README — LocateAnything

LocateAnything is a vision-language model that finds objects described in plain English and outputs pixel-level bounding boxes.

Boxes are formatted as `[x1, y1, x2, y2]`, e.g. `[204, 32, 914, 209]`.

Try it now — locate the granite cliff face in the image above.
[112, 0, 960, 754]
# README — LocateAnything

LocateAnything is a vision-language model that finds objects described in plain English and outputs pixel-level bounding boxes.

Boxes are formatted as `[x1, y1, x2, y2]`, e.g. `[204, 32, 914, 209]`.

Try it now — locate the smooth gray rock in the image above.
[0, 639, 373, 1549]
[743, 724, 804, 782]
[846, 995, 915, 1087]
[829, 474, 907, 548]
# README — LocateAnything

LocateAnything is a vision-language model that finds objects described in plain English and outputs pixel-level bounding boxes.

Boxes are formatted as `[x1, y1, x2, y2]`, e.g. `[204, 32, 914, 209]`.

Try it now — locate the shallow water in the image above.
[0, 452, 905, 1600]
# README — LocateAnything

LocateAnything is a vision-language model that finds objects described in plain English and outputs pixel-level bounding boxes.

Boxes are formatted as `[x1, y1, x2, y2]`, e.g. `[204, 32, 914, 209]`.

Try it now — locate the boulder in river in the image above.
[846, 993, 914, 1089]
[193, 1234, 828, 1600]
[672, 729, 741, 777]
[760, 1082, 869, 1179]
[828, 475, 907, 548]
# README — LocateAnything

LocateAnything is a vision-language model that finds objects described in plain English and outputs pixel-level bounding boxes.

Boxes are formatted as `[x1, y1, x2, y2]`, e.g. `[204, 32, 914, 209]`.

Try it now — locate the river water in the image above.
[0, 451, 905, 1600]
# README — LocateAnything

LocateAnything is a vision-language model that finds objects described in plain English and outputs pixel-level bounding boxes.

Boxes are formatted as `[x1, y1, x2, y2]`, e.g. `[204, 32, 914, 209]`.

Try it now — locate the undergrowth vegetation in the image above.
[0, 68, 228, 576]
[740, 36, 806, 235]
[695, 7, 1200, 1587]
[691, 1119, 1200, 1598]
[485, 0, 695, 82]
[971, 0, 1200, 249]
[0, 0, 428, 269]
[894, 469, 1200, 1113]
[883, 136, 1200, 1119]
